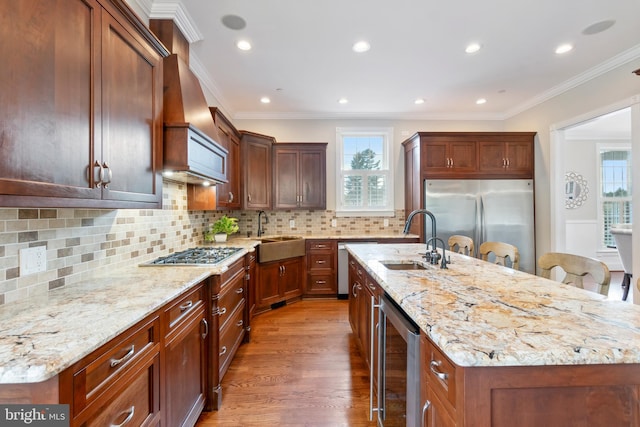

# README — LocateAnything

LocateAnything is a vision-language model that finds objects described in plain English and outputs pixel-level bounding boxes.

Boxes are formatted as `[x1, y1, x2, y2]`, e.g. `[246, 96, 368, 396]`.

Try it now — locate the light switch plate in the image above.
[384, 218, 389, 227]
[20, 246, 47, 276]
[289, 220, 295, 228]
[331, 219, 337, 227]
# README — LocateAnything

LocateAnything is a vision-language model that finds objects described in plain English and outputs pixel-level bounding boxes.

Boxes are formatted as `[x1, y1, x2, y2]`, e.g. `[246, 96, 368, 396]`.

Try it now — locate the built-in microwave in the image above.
[376, 293, 421, 427]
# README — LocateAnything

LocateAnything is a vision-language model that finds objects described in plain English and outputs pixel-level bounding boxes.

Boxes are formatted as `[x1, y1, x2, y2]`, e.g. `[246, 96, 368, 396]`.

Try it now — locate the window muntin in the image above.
[600, 148, 632, 247]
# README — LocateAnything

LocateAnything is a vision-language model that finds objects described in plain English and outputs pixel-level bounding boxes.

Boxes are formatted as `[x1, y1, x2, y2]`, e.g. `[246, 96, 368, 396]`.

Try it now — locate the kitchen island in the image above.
[346, 243, 640, 426]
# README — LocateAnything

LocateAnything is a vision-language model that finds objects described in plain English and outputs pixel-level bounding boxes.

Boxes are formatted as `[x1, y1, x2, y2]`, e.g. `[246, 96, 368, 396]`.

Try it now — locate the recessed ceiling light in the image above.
[338, 98, 349, 104]
[352, 41, 370, 53]
[582, 20, 615, 35]
[260, 97, 271, 104]
[465, 43, 482, 54]
[237, 40, 252, 51]
[221, 15, 247, 31]
[476, 98, 487, 105]
[555, 43, 573, 54]
[414, 98, 425, 105]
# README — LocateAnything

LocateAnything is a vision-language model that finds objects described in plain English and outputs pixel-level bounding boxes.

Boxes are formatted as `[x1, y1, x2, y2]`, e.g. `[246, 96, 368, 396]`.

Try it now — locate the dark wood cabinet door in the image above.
[273, 149, 299, 209]
[448, 140, 477, 172]
[421, 138, 477, 177]
[504, 140, 534, 175]
[281, 257, 303, 300]
[242, 132, 273, 209]
[212, 109, 241, 209]
[0, 0, 99, 204]
[299, 149, 326, 209]
[256, 261, 282, 309]
[164, 306, 207, 427]
[422, 140, 449, 172]
[478, 136, 534, 178]
[100, 11, 162, 205]
[403, 139, 422, 237]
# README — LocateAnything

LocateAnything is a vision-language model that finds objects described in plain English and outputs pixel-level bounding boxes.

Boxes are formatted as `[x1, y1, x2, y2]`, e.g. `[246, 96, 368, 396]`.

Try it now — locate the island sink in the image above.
[381, 260, 428, 270]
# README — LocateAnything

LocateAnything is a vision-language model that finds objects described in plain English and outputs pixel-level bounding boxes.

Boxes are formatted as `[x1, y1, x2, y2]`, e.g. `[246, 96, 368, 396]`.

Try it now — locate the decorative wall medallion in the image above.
[565, 171, 589, 209]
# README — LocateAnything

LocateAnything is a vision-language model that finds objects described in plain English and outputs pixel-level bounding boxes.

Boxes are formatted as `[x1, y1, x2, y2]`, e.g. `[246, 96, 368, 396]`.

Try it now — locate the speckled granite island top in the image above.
[346, 243, 640, 368]
[0, 245, 254, 385]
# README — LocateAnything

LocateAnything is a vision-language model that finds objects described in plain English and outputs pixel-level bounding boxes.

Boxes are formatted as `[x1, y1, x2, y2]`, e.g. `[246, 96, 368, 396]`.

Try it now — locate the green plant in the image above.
[205, 215, 239, 241]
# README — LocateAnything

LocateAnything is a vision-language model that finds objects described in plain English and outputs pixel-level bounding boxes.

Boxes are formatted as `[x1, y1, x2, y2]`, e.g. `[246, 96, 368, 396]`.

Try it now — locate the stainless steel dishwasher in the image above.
[337, 241, 377, 299]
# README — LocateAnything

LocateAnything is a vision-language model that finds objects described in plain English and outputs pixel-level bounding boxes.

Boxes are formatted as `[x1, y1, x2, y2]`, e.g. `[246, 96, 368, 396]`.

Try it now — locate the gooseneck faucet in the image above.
[257, 210, 269, 237]
[403, 209, 448, 269]
[403, 209, 438, 251]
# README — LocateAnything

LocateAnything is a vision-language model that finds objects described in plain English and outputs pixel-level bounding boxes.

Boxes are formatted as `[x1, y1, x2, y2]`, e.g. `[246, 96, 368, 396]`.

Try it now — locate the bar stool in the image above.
[448, 235, 474, 256]
[479, 241, 520, 270]
[537, 252, 610, 296]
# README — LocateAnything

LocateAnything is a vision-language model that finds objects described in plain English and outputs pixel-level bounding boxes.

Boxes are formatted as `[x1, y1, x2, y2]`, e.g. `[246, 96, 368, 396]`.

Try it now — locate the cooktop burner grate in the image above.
[146, 247, 243, 266]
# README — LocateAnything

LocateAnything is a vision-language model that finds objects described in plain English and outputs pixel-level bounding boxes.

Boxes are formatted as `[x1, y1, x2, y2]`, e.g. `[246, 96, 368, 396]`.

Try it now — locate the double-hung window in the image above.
[336, 127, 394, 216]
[599, 146, 632, 248]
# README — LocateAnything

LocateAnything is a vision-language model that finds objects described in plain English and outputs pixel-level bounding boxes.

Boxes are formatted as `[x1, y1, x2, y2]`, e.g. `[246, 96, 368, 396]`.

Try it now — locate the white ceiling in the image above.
[146, 0, 640, 121]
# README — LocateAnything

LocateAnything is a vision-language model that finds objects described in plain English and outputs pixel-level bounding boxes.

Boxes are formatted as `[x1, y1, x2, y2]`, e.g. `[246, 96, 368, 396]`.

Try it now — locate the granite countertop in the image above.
[0, 243, 257, 385]
[346, 243, 640, 368]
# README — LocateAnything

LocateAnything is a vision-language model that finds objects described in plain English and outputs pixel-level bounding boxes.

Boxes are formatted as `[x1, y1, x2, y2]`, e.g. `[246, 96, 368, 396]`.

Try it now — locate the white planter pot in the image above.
[214, 233, 228, 243]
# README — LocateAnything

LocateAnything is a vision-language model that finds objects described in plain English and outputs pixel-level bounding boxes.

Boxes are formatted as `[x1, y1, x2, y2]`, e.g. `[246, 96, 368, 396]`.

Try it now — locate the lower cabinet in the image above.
[305, 239, 337, 297]
[163, 283, 208, 427]
[256, 256, 304, 312]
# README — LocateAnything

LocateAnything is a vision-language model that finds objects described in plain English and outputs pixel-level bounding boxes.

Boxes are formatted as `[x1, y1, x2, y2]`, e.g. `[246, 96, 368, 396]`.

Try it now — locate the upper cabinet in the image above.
[421, 137, 477, 177]
[273, 143, 327, 210]
[241, 131, 275, 210]
[477, 135, 535, 178]
[211, 108, 241, 210]
[0, 0, 167, 208]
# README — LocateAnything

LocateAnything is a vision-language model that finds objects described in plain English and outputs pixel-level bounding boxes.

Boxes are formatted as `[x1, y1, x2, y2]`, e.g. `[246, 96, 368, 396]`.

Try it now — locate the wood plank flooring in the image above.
[196, 299, 378, 426]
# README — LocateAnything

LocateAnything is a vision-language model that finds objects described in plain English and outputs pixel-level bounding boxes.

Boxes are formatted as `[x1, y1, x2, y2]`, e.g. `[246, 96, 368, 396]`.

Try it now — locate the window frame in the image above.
[597, 142, 632, 250]
[335, 127, 394, 217]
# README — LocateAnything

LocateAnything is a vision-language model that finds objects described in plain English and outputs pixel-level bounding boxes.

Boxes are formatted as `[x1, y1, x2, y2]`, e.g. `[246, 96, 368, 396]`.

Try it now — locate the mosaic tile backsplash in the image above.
[0, 180, 407, 305]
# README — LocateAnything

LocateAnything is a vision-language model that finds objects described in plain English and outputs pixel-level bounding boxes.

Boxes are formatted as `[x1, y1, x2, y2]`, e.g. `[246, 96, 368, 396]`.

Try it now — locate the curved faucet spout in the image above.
[403, 209, 437, 251]
[426, 236, 448, 269]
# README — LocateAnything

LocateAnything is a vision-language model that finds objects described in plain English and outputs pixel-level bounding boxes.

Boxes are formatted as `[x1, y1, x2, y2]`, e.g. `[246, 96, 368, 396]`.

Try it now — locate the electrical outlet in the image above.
[383, 218, 389, 227]
[331, 219, 337, 227]
[20, 246, 47, 276]
[289, 219, 295, 228]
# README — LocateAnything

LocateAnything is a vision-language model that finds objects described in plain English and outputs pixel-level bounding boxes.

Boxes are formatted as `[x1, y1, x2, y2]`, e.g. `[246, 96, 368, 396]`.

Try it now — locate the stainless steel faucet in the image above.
[426, 237, 449, 269]
[257, 210, 269, 237]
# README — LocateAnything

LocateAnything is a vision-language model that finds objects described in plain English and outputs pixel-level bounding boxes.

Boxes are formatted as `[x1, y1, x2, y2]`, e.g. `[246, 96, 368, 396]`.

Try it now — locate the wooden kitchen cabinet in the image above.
[0, 0, 167, 209]
[421, 137, 477, 177]
[305, 239, 337, 296]
[273, 143, 327, 210]
[163, 282, 208, 427]
[245, 251, 257, 338]
[211, 108, 242, 210]
[256, 256, 304, 312]
[208, 258, 246, 409]
[478, 134, 534, 178]
[241, 131, 275, 210]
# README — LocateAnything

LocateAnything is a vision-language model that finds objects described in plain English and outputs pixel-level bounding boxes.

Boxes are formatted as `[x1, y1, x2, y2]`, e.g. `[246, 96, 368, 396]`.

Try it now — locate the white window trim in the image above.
[335, 127, 394, 217]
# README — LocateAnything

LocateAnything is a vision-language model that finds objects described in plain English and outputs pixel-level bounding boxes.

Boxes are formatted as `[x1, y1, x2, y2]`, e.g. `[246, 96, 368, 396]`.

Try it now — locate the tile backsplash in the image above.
[0, 180, 406, 305]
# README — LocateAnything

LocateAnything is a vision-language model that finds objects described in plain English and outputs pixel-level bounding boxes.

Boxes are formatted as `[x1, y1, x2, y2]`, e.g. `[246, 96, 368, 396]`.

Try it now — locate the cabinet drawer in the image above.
[165, 284, 206, 333]
[307, 240, 334, 251]
[219, 258, 245, 285]
[307, 273, 337, 294]
[425, 339, 457, 410]
[218, 269, 245, 330]
[72, 316, 159, 416]
[219, 302, 245, 378]
[78, 354, 160, 427]
[307, 252, 335, 271]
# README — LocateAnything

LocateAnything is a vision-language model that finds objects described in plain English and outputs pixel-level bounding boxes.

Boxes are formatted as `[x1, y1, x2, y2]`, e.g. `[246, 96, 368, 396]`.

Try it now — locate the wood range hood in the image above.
[150, 19, 227, 185]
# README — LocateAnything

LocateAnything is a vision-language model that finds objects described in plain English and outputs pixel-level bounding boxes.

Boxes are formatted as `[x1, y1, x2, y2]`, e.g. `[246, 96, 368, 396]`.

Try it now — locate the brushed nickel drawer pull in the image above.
[110, 406, 135, 427]
[236, 319, 244, 327]
[316, 260, 326, 264]
[316, 280, 326, 284]
[429, 360, 449, 380]
[422, 400, 431, 426]
[179, 300, 193, 312]
[219, 346, 227, 356]
[219, 307, 227, 316]
[235, 287, 244, 294]
[201, 318, 209, 339]
[110, 345, 134, 368]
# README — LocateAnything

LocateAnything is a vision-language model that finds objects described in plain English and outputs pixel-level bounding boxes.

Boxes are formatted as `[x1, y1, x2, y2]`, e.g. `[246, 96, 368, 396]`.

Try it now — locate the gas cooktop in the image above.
[144, 247, 243, 266]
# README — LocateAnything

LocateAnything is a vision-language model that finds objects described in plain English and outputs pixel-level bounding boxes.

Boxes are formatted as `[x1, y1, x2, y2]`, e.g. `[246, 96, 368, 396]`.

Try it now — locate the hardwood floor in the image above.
[196, 299, 377, 426]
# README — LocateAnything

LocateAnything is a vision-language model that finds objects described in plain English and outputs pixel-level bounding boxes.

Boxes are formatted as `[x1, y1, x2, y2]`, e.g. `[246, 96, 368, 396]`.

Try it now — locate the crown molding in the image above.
[505, 44, 640, 119]
[232, 111, 506, 121]
[148, 0, 203, 43]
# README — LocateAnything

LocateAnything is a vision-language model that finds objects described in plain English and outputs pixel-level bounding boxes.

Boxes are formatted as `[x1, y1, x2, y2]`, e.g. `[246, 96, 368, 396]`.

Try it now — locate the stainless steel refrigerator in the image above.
[424, 179, 535, 274]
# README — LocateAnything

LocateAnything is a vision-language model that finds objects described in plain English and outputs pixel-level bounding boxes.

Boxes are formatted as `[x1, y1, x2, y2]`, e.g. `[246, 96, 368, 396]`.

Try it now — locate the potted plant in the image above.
[205, 215, 239, 243]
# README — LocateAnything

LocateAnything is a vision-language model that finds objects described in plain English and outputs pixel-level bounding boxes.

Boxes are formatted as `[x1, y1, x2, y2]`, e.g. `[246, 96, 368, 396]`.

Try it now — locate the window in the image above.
[336, 127, 394, 216]
[599, 147, 632, 248]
